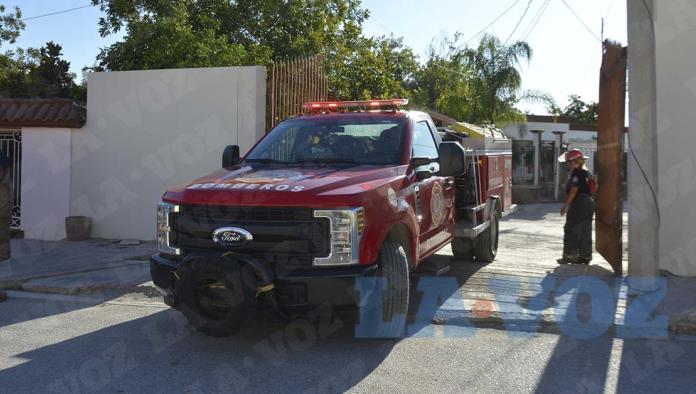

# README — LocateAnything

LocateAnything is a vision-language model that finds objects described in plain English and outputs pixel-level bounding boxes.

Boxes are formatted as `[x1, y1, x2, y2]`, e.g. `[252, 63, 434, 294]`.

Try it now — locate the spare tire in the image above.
[176, 255, 257, 337]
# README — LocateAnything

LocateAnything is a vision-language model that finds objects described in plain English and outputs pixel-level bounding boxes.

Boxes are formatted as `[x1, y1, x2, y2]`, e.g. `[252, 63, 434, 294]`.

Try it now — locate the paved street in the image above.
[1, 203, 695, 393]
[1, 292, 695, 393]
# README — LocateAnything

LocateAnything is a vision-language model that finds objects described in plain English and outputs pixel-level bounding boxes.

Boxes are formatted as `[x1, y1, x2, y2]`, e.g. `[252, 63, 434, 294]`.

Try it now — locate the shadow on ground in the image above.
[0, 298, 395, 393]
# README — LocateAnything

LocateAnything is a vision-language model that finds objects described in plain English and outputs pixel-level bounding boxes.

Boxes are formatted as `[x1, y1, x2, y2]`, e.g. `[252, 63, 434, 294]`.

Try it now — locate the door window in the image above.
[412, 121, 439, 159]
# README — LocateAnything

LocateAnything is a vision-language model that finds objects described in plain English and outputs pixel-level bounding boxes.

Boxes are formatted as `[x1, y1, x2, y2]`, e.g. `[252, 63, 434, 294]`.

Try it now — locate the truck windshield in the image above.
[245, 116, 406, 165]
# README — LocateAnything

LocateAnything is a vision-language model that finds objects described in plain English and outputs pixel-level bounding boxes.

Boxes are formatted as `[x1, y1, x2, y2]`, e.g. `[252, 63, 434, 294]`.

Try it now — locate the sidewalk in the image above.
[0, 238, 156, 295]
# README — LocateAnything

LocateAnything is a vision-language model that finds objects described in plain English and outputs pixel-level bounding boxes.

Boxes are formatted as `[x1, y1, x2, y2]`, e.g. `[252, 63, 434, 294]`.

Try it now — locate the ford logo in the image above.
[212, 227, 253, 248]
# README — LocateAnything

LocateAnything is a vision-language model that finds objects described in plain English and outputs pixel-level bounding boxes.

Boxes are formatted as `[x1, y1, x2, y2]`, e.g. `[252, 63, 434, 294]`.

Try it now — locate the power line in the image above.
[461, 0, 521, 47]
[604, 0, 617, 22]
[503, 0, 534, 46]
[560, 0, 601, 42]
[20, 4, 93, 22]
[520, 0, 551, 41]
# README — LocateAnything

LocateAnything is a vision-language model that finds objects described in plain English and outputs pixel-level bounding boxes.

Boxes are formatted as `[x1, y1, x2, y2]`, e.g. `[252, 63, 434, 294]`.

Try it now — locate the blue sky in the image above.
[4, 0, 626, 115]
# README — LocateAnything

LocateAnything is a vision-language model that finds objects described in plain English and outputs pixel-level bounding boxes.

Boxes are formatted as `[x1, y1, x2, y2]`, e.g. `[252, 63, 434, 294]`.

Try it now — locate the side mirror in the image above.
[438, 141, 466, 176]
[411, 156, 432, 167]
[222, 145, 240, 168]
[411, 156, 435, 181]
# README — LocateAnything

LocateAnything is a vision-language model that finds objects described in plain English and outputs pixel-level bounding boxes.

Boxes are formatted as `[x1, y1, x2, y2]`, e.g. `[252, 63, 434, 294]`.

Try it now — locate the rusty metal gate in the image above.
[267, 55, 329, 130]
[0, 130, 21, 228]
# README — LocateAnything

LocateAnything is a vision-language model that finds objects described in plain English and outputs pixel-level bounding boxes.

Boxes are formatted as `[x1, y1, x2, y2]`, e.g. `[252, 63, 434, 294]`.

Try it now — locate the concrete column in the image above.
[530, 130, 544, 186]
[553, 131, 566, 200]
[627, 0, 660, 291]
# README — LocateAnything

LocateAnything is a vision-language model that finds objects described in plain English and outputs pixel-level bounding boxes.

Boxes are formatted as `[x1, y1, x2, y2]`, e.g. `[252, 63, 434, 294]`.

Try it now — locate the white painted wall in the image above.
[71, 66, 266, 240]
[21, 127, 72, 240]
[653, 0, 696, 276]
[502, 121, 597, 142]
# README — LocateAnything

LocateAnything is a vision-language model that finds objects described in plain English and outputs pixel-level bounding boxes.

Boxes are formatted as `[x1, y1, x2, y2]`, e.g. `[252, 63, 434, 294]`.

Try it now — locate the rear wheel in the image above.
[451, 237, 475, 261]
[474, 206, 500, 262]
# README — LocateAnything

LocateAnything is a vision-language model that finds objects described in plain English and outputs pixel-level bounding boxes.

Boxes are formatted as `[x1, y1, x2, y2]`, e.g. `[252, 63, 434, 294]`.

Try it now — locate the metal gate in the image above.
[267, 54, 329, 130]
[0, 130, 21, 228]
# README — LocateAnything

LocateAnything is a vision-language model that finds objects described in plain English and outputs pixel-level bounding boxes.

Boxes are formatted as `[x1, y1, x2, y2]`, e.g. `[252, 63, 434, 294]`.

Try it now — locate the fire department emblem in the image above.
[234, 170, 306, 184]
[431, 182, 445, 226]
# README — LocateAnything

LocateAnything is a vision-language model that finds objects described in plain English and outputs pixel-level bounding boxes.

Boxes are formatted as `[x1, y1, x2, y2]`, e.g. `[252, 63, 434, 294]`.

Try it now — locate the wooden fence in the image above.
[267, 55, 328, 130]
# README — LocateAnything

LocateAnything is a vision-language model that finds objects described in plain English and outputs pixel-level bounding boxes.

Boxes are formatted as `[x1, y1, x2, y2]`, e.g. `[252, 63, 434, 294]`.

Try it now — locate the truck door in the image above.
[411, 119, 454, 257]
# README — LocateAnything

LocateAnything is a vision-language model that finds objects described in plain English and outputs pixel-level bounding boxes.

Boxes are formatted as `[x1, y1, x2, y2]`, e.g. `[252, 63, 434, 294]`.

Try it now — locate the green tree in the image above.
[0, 4, 22, 47]
[91, 0, 368, 70]
[411, 37, 474, 120]
[0, 42, 85, 101]
[327, 35, 418, 100]
[0, 4, 84, 100]
[463, 34, 553, 123]
[561, 94, 598, 125]
[411, 34, 554, 124]
[91, 0, 419, 100]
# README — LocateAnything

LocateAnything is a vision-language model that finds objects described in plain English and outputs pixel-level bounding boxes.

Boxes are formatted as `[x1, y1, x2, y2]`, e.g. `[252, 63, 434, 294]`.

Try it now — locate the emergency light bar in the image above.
[302, 99, 408, 112]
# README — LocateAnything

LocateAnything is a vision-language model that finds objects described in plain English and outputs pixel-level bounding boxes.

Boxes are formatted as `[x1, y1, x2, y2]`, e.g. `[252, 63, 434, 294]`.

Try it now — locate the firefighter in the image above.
[0, 149, 11, 262]
[557, 149, 595, 265]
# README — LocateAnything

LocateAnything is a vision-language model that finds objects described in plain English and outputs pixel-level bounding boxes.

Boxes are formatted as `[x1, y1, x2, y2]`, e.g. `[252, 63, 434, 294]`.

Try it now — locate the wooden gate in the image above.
[595, 41, 627, 276]
[267, 55, 329, 130]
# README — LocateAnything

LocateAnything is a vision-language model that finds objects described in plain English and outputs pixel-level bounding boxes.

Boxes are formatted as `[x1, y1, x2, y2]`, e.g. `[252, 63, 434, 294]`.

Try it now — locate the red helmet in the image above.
[558, 149, 587, 162]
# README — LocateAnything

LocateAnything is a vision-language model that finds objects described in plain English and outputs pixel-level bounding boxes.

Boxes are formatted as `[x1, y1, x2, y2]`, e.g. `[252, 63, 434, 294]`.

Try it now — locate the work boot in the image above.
[557, 254, 579, 264]
[576, 256, 592, 265]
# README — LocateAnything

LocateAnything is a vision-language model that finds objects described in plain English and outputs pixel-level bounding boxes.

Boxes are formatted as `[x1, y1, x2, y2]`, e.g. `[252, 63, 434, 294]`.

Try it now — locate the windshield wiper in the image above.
[245, 158, 292, 164]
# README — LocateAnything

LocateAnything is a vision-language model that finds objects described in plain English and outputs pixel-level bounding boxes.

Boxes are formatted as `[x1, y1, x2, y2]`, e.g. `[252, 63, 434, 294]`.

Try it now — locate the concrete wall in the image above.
[653, 0, 696, 276]
[21, 127, 73, 240]
[70, 67, 266, 240]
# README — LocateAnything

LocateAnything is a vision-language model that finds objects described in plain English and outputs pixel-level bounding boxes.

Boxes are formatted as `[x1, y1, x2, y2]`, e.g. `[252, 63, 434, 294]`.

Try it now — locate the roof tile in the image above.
[0, 98, 85, 128]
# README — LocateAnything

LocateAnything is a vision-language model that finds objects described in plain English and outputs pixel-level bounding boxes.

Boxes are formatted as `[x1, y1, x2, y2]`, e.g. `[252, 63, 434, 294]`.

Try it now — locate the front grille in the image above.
[172, 205, 330, 267]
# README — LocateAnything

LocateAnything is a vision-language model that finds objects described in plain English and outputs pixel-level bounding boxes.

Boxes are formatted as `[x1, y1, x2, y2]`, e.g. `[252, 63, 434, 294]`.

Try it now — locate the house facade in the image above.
[7, 66, 266, 241]
[628, 0, 696, 278]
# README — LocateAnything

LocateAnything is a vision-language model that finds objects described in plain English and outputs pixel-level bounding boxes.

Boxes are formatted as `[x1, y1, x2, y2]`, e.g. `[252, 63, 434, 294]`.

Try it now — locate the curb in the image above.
[17, 282, 161, 297]
[432, 310, 695, 338]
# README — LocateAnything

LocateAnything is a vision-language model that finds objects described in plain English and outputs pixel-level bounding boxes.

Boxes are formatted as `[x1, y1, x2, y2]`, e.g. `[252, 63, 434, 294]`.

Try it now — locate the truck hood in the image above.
[163, 164, 408, 207]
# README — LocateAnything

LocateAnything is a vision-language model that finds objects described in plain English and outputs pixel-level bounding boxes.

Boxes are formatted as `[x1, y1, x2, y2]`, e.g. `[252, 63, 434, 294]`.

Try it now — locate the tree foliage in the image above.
[327, 35, 417, 100]
[559, 94, 599, 125]
[0, 4, 22, 47]
[412, 34, 554, 124]
[0, 42, 86, 101]
[91, 0, 368, 70]
[0, 5, 84, 101]
[91, 0, 420, 101]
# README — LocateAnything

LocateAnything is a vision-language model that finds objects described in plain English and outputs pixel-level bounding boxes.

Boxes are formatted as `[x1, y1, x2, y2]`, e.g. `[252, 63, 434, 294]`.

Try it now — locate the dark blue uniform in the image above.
[563, 168, 595, 262]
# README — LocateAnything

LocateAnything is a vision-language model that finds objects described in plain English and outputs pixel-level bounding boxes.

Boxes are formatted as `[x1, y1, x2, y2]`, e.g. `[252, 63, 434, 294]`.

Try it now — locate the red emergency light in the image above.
[302, 99, 409, 113]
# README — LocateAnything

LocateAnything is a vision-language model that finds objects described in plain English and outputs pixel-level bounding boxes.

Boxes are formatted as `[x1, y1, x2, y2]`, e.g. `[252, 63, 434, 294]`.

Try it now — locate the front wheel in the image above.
[366, 239, 410, 338]
[474, 207, 500, 262]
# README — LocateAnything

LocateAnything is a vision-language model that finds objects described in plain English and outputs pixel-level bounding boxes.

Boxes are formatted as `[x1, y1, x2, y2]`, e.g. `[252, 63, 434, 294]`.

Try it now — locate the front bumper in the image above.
[150, 253, 378, 311]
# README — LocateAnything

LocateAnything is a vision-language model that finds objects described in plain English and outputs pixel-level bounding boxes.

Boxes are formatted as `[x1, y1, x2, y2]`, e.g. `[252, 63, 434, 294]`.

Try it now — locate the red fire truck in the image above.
[151, 99, 513, 337]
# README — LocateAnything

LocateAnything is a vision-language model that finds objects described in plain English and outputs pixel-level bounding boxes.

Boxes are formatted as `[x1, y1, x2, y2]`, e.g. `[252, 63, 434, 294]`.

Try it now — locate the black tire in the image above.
[451, 237, 475, 261]
[474, 207, 500, 262]
[370, 239, 410, 338]
[176, 258, 257, 337]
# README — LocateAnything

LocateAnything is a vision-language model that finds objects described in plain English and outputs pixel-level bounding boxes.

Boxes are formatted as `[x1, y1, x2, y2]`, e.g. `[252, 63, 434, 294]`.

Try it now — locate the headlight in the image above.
[157, 202, 180, 255]
[313, 208, 364, 266]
